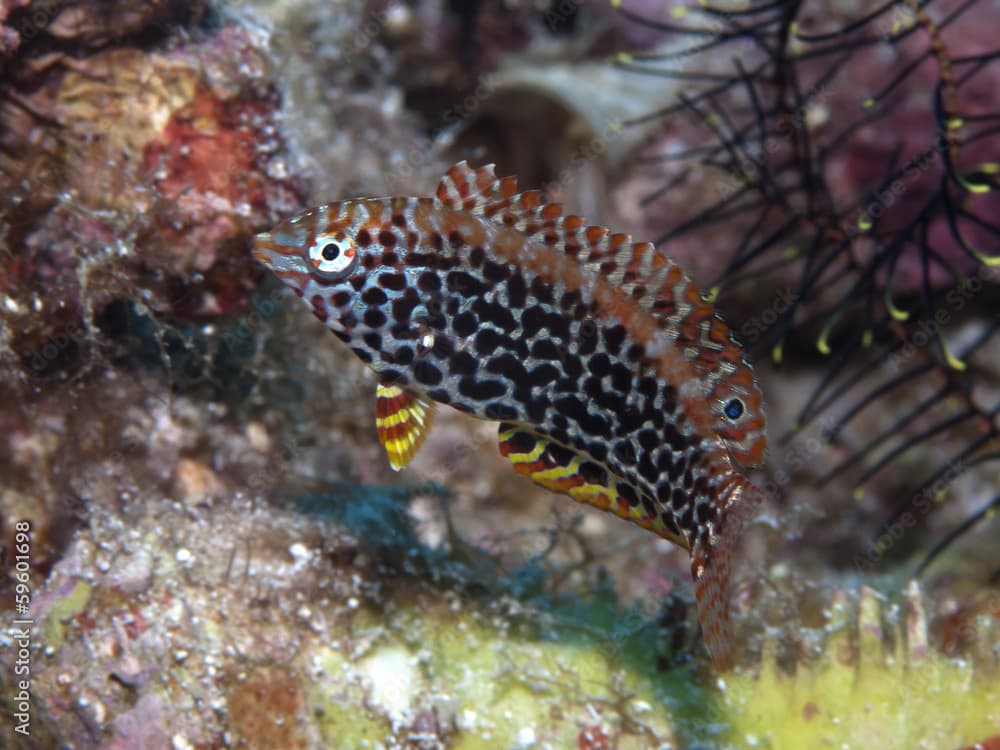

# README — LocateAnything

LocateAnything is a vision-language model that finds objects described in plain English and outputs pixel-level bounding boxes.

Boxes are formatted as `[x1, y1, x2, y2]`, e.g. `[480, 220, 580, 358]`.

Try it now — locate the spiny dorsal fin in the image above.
[434, 161, 505, 214]
[436, 163, 713, 350]
[435, 164, 763, 464]
[435, 162, 566, 234]
[435, 164, 680, 313]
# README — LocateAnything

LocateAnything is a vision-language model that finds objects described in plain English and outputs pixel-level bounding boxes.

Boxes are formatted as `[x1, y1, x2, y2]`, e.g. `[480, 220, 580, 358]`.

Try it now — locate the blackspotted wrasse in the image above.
[252, 162, 767, 670]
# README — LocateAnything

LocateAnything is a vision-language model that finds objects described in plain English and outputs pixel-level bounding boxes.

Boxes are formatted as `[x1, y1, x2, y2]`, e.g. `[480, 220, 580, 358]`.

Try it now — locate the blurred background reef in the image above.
[0, 0, 998, 747]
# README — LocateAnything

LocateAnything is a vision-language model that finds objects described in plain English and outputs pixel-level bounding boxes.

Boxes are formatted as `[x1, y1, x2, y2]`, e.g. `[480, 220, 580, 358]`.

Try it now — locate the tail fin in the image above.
[691, 477, 764, 671]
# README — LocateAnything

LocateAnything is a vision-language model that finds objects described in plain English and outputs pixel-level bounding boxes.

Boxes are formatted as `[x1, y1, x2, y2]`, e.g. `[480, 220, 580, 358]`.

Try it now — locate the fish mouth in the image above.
[251, 231, 311, 292]
[251, 232, 279, 266]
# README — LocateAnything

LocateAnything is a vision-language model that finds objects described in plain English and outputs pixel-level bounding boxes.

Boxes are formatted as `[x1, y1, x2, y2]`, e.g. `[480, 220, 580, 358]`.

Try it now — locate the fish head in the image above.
[252, 199, 431, 376]
[710, 358, 768, 469]
[252, 202, 363, 307]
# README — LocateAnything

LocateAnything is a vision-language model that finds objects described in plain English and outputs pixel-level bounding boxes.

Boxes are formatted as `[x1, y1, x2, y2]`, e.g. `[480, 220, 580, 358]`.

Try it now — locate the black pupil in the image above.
[724, 399, 744, 420]
[321, 243, 340, 261]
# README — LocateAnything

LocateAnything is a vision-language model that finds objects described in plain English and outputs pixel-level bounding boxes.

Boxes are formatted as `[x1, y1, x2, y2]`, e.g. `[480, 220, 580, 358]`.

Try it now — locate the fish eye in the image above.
[308, 236, 357, 280]
[723, 398, 744, 421]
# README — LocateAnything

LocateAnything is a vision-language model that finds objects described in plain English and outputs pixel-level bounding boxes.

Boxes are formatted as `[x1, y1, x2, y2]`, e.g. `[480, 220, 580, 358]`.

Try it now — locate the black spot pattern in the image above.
[475, 329, 503, 355]
[459, 376, 506, 400]
[473, 298, 517, 331]
[392, 296, 419, 322]
[418, 272, 441, 292]
[451, 351, 478, 375]
[364, 309, 387, 328]
[447, 271, 487, 296]
[337, 241, 715, 550]
[414, 360, 443, 385]
[378, 273, 407, 291]
[362, 287, 388, 305]
[508, 273, 527, 308]
[482, 260, 509, 283]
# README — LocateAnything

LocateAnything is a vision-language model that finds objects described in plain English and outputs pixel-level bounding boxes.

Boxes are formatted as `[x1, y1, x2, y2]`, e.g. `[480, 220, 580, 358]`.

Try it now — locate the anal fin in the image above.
[497, 423, 687, 546]
[376, 383, 435, 470]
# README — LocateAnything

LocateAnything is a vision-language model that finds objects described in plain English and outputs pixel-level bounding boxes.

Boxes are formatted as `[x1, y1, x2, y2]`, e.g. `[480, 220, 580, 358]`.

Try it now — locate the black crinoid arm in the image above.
[612, 0, 1000, 583]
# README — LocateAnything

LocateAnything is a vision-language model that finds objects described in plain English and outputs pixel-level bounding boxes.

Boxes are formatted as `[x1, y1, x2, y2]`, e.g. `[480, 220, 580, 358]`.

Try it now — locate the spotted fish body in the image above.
[252, 163, 767, 670]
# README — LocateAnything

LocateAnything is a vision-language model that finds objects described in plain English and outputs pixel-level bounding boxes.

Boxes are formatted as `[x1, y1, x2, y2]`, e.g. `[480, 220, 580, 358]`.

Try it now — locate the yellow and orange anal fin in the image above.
[498, 423, 600, 500]
[690, 477, 764, 672]
[376, 383, 435, 470]
[497, 424, 687, 546]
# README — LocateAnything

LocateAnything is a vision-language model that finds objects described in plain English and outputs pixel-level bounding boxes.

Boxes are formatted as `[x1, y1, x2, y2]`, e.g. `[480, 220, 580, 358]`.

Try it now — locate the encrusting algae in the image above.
[4, 1, 999, 747]
[19, 476, 1000, 748]
[253, 161, 767, 671]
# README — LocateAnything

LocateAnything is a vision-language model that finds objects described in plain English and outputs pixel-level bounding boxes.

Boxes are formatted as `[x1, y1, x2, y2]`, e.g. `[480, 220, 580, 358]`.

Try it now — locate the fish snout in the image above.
[251, 232, 278, 266]
[251, 230, 312, 295]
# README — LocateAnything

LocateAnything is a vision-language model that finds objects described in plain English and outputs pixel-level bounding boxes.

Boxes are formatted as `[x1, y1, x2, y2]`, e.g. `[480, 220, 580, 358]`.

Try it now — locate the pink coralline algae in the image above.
[0, 2, 307, 387]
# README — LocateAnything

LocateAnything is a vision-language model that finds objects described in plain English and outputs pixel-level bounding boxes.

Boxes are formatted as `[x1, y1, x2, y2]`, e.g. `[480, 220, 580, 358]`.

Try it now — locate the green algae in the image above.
[307, 646, 396, 748]
[40, 580, 92, 651]
[297, 583, 998, 750]
[725, 643, 1000, 748]
[303, 597, 687, 748]
[723, 584, 999, 748]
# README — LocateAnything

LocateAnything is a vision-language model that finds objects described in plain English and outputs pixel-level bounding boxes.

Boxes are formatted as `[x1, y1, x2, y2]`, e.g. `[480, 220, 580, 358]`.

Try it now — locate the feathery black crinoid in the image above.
[614, 0, 1000, 579]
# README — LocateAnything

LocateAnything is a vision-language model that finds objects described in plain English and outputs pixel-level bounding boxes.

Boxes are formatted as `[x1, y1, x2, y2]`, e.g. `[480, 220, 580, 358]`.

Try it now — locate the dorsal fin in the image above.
[435, 161, 564, 233]
[434, 163, 765, 467]
[435, 164, 680, 311]
[434, 161, 505, 214]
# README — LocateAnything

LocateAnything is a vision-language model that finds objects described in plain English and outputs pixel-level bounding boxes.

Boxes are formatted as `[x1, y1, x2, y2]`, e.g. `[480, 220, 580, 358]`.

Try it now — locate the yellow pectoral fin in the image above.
[375, 383, 435, 470]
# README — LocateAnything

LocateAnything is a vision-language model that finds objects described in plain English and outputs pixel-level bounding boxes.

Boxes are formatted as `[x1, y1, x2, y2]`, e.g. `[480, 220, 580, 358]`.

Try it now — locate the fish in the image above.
[252, 161, 767, 670]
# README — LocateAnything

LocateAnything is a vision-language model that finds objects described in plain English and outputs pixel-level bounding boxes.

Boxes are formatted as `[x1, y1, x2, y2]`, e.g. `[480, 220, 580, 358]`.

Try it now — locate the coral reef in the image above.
[4, 429, 998, 747]
[0, 0, 998, 747]
[0, 0, 306, 390]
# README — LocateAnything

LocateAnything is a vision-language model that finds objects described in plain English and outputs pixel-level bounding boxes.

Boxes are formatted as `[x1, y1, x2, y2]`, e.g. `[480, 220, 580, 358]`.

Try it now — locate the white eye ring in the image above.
[308, 236, 357, 280]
